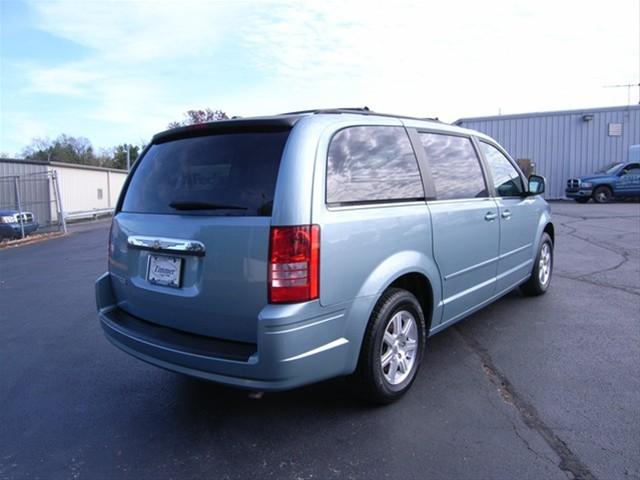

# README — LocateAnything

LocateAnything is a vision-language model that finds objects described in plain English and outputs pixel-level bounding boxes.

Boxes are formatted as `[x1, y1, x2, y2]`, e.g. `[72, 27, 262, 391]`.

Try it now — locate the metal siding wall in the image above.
[52, 165, 128, 214]
[0, 161, 48, 178]
[459, 106, 640, 198]
[54, 166, 111, 213]
[0, 161, 52, 225]
[561, 115, 573, 200]
[107, 171, 127, 207]
[1, 160, 129, 222]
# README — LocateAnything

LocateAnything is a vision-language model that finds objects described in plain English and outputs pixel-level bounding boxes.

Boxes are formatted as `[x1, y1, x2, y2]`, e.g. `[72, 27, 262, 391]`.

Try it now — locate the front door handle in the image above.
[484, 212, 498, 221]
[501, 209, 512, 219]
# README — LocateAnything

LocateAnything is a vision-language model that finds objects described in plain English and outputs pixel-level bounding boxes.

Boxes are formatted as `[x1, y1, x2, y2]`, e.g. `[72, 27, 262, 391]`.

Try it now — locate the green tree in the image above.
[21, 135, 148, 170]
[21, 137, 54, 162]
[22, 134, 98, 165]
[108, 144, 141, 170]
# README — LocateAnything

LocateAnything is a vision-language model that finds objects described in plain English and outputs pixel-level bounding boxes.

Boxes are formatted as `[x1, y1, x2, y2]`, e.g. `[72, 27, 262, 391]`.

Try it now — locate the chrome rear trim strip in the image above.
[127, 235, 206, 256]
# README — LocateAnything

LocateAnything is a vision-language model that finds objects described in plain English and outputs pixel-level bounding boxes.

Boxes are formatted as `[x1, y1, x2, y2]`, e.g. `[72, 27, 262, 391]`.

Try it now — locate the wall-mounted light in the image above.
[582, 114, 594, 122]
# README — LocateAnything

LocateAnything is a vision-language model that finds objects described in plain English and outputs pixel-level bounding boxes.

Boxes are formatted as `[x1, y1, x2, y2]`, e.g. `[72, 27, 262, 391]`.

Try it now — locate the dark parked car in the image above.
[0, 210, 39, 239]
[566, 161, 640, 203]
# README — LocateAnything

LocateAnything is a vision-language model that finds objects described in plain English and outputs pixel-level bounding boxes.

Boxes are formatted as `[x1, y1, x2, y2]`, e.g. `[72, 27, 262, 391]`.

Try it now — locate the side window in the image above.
[419, 133, 487, 200]
[622, 164, 640, 174]
[480, 142, 524, 197]
[326, 126, 424, 204]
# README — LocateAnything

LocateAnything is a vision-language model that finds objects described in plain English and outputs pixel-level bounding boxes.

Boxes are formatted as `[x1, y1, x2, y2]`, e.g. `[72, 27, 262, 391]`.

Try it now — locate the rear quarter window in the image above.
[326, 126, 424, 204]
[121, 130, 290, 216]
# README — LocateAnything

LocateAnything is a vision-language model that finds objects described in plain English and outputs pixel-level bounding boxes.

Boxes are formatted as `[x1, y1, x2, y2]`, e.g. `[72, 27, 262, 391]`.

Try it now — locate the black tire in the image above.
[351, 288, 426, 404]
[520, 233, 553, 296]
[574, 197, 589, 204]
[592, 186, 612, 203]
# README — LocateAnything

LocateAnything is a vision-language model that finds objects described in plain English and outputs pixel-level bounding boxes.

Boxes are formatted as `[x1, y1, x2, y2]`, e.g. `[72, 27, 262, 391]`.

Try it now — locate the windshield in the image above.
[594, 162, 623, 174]
[121, 130, 290, 216]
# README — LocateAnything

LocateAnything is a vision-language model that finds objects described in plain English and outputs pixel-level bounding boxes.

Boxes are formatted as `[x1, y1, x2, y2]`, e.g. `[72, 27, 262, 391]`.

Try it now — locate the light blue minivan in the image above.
[96, 108, 553, 403]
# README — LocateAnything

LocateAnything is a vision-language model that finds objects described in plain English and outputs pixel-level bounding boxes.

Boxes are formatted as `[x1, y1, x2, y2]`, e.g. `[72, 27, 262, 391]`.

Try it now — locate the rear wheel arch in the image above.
[346, 270, 436, 371]
[344, 254, 441, 375]
[352, 251, 441, 333]
[386, 272, 434, 334]
[351, 282, 431, 403]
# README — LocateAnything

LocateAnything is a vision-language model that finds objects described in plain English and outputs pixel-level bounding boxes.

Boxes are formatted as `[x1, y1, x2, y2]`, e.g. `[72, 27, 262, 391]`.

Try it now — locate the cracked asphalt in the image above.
[1, 202, 639, 480]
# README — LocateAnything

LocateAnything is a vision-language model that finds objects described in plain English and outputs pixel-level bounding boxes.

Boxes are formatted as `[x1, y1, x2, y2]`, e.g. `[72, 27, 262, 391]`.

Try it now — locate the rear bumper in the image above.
[565, 188, 592, 199]
[96, 272, 361, 391]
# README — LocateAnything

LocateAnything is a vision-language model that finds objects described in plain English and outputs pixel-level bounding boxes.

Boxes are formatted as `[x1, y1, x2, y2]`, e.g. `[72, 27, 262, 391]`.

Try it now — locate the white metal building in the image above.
[52, 162, 127, 216]
[0, 158, 128, 225]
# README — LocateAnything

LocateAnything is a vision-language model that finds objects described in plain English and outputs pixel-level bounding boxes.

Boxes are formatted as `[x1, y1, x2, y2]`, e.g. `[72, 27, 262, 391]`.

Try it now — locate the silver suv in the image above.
[96, 108, 553, 403]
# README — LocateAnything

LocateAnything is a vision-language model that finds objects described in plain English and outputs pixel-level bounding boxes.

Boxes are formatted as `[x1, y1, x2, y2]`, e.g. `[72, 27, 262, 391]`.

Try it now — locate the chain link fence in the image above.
[0, 171, 67, 239]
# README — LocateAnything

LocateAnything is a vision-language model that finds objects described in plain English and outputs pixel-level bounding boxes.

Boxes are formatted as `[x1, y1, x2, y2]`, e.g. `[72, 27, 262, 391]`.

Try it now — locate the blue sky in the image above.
[1, 0, 638, 156]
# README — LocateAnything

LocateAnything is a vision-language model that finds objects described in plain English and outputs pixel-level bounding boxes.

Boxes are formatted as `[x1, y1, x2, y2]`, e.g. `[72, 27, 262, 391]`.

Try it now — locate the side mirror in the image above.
[528, 174, 545, 195]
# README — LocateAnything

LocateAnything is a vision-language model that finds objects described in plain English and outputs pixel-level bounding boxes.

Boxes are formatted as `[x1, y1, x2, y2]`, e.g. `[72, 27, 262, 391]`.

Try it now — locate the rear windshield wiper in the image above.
[169, 201, 248, 211]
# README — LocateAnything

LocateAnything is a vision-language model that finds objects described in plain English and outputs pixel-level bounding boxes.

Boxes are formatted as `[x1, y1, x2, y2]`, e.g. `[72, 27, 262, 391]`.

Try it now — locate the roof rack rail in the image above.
[280, 107, 370, 115]
[278, 107, 442, 123]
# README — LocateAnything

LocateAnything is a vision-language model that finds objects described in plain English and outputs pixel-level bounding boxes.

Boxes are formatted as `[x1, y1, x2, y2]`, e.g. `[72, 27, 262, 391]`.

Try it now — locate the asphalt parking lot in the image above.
[1, 202, 639, 480]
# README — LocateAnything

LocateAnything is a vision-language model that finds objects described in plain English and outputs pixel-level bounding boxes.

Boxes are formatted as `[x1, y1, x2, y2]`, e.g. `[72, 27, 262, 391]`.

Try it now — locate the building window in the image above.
[97, 188, 103, 200]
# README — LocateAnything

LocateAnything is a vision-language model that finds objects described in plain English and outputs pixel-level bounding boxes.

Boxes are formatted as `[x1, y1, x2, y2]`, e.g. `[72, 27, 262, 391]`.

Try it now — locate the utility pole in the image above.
[605, 13, 640, 105]
[126, 144, 131, 171]
[603, 83, 640, 105]
[13, 176, 25, 239]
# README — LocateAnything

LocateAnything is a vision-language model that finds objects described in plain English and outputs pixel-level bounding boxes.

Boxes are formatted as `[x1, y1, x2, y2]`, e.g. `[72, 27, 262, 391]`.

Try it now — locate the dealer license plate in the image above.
[147, 254, 182, 288]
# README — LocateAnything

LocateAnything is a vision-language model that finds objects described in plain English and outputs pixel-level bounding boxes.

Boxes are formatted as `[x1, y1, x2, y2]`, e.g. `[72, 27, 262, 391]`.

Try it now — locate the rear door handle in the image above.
[501, 210, 512, 219]
[484, 212, 497, 221]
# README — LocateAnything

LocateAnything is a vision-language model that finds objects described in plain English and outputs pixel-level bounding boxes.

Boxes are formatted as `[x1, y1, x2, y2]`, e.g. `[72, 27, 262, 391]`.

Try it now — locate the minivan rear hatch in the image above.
[108, 121, 293, 344]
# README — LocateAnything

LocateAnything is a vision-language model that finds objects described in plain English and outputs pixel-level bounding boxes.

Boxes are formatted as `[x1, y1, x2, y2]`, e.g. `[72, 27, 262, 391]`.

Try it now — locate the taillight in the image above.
[268, 225, 320, 303]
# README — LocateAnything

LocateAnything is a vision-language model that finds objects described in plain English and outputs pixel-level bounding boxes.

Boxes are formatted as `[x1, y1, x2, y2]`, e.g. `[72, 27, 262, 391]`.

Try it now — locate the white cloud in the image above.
[232, 0, 639, 119]
[27, 63, 103, 96]
[5, 0, 638, 153]
[29, 0, 237, 62]
[0, 112, 57, 156]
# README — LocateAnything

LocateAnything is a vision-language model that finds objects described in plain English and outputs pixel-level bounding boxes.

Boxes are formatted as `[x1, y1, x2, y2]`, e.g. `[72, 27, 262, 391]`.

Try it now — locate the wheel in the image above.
[351, 288, 426, 404]
[574, 197, 589, 204]
[592, 186, 612, 203]
[520, 233, 553, 296]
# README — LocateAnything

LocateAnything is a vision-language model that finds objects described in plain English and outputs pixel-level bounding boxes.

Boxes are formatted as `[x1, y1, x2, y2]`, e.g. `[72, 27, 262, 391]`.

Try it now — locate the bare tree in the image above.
[168, 108, 229, 128]
[22, 134, 97, 165]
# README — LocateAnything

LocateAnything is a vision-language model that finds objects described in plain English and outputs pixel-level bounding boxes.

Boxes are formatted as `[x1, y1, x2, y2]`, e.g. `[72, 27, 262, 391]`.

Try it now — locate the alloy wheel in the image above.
[380, 310, 419, 385]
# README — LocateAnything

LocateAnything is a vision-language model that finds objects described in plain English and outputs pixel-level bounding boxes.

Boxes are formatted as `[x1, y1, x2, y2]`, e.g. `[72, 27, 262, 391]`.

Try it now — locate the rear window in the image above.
[121, 130, 289, 216]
